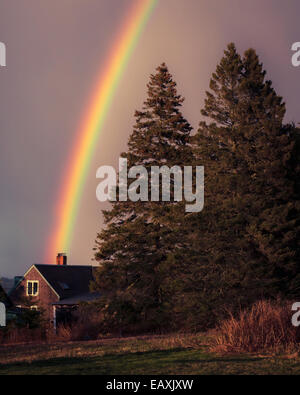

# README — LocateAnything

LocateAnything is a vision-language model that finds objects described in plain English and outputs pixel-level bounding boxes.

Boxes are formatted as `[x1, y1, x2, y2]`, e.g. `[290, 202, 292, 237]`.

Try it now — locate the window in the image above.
[27, 281, 39, 296]
[30, 306, 38, 311]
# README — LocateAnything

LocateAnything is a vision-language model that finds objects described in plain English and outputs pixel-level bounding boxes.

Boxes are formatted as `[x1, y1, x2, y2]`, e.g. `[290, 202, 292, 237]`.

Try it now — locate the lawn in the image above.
[0, 335, 299, 375]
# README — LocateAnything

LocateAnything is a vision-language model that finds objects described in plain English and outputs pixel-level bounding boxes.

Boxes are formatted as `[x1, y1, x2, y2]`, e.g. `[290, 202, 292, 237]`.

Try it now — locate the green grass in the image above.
[0, 335, 299, 375]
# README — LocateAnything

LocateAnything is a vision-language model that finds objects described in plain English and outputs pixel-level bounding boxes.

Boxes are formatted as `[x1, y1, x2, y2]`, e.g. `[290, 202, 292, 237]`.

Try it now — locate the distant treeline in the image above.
[0, 278, 14, 294]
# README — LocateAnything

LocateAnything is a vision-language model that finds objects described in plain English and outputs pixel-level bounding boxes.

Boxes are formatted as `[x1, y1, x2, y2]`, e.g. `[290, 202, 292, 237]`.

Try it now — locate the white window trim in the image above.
[20, 265, 60, 299]
[30, 306, 38, 311]
[26, 280, 39, 296]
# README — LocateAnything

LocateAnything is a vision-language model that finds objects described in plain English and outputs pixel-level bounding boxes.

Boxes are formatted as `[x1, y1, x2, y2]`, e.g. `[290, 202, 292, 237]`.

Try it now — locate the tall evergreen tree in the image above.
[189, 43, 300, 324]
[92, 64, 193, 332]
[92, 48, 299, 333]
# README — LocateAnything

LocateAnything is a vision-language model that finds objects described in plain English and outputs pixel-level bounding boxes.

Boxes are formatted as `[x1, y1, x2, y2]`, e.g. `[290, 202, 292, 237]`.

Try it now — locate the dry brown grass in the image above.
[210, 300, 300, 355]
[0, 333, 207, 365]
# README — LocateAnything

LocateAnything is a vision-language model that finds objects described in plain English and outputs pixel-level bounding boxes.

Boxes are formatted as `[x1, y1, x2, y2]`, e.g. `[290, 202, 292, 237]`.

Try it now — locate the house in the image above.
[10, 254, 99, 327]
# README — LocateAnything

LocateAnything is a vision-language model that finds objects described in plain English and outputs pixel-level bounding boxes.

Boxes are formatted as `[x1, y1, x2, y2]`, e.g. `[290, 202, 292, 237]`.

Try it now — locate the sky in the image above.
[0, 0, 299, 278]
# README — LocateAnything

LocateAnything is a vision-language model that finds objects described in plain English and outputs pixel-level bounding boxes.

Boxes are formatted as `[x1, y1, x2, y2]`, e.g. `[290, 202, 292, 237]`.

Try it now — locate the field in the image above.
[0, 334, 299, 375]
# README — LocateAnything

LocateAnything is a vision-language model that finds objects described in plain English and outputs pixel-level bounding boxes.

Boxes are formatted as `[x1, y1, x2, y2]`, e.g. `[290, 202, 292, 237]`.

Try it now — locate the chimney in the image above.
[56, 253, 67, 266]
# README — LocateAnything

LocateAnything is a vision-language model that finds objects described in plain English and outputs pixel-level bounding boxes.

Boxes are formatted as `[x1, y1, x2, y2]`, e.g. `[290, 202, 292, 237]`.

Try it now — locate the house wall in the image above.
[10, 266, 59, 324]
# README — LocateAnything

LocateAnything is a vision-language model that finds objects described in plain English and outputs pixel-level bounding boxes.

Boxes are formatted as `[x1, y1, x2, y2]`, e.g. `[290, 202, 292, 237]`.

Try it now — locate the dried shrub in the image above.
[0, 327, 46, 345]
[67, 303, 105, 341]
[210, 300, 300, 354]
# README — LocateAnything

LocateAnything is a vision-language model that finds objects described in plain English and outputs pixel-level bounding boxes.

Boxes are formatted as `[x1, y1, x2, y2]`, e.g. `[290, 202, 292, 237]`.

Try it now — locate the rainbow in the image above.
[45, 0, 158, 263]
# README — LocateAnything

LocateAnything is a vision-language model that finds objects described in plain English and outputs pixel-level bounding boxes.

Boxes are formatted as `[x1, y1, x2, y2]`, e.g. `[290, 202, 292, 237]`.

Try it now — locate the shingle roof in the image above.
[34, 264, 95, 300]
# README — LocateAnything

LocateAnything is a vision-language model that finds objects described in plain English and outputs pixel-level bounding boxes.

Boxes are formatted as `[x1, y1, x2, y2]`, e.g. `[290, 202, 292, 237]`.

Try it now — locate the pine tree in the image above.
[92, 64, 193, 332]
[186, 43, 300, 326]
[247, 123, 300, 295]
[236, 47, 299, 295]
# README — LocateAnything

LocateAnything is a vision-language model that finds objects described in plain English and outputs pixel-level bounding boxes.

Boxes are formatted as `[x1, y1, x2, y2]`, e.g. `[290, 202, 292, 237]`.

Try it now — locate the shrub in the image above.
[66, 303, 105, 341]
[211, 300, 300, 354]
[0, 326, 46, 345]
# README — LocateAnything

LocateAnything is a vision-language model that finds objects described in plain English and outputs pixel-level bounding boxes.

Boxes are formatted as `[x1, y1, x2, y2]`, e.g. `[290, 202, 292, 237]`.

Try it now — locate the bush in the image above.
[0, 326, 47, 345]
[0, 308, 47, 345]
[211, 300, 300, 354]
[67, 303, 105, 341]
